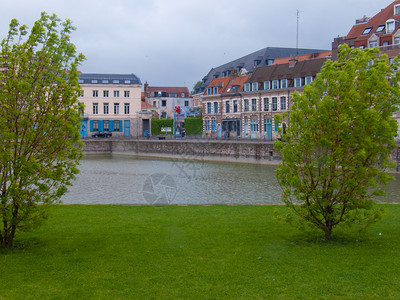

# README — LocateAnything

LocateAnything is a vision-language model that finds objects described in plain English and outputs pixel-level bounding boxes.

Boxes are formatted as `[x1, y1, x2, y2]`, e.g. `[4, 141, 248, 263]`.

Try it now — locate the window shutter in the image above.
[99, 120, 104, 132]
[109, 120, 114, 132]
[90, 120, 93, 132]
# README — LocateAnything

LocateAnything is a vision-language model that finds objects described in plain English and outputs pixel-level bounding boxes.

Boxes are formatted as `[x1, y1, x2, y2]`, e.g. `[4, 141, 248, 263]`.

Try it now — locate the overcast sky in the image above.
[0, 0, 395, 90]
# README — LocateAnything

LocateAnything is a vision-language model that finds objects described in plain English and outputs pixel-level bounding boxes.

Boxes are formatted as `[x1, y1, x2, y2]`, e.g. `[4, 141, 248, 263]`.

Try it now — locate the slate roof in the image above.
[248, 58, 327, 83]
[78, 73, 141, 85]
[196, 47, 327, 93]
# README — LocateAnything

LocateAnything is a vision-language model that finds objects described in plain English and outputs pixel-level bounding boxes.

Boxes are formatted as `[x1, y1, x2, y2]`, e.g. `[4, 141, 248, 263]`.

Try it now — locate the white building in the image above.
[78, 73, 151, 137]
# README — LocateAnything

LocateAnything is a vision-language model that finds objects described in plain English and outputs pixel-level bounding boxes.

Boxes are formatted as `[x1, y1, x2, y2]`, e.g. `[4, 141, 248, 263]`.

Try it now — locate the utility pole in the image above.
[297, 9, 300, 56]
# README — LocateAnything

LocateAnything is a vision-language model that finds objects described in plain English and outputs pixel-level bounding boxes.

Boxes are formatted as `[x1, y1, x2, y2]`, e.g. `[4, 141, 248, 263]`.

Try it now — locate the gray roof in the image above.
[78, 73, 141, 85]
[195, 47, 327, 93]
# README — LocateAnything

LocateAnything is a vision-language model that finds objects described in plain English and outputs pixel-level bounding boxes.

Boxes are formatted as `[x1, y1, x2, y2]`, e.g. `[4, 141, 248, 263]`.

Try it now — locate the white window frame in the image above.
[272, 80, 279, 89]
[251, 99, 257, 112]
[244, 99, 249, 112]
[280, 96, 287, 111]
[250, 118, 258, 132]
[244, 83, 251, 92]
[207, 102, 212, 114]
[252, 82, 258, 91]
[386, 19, 396, 34]
[294, 77, 302, 88]
[124, 103, 130, 114]
[93, 103, 98, 115]
[114, 103, 119, 115]
[264, 81, 271, 90]
[114, 90, 120, 97]
[305, 76, 313, 85]
[280, 79, 288, 89]
[103, 103, 109, 115]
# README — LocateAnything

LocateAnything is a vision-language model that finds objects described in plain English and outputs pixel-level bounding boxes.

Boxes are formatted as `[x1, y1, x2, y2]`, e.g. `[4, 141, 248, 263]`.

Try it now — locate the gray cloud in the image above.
[1, 0, 394, 90]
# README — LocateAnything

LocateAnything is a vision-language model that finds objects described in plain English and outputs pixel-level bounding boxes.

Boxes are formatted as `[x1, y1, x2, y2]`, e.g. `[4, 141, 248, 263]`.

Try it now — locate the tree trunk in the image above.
[324, 227, 332, 241]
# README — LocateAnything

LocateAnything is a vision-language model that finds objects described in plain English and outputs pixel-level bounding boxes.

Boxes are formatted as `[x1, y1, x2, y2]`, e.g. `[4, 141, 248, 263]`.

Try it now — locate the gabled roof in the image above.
[196, 47, 328, 93]
[248, 58, 327, 83]
[207, 77, 231, 89]
[222, 75, 250, 95]
[78, 73, 141, 85]
[346, 0, 400, 41]
[146, 86, 190, 97]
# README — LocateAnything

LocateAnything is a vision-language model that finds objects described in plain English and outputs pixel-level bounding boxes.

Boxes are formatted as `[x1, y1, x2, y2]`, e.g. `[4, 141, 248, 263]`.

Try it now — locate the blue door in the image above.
[265, 118, 272, 139]
[124, 120, 130, 137]
[217, 124, 222, 138]
[80, 120, 88, 137]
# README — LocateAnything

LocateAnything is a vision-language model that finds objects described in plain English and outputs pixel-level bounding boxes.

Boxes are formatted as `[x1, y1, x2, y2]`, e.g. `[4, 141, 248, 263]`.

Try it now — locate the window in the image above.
[264, 81, 271, 90]
[281, 79, 288, 89]
[275, 120, 279, 132]
[264, 98, 269, 111]
[252, 82, 258, 91]
[376, 25, 385, 33]
[272, 97, 278, 111]
[207, 102, 212, 114]
[211, 119, 216, 131]
[102, 80, 108, 84]
[369, 41, 378, 48]
[383, 41, 389, 46]
[244, 83, 251, 92]
[362, 27, 373, 35]
[79, 90, 84, 97]
[93, 103, 98, 115]
[359, 45, 365, 49]
[250, 119, 258, 132]
[91, 80, 98, 84]
[93, 120, 99, 131]
[272, 80, 279, 89]
[280, 96, 286, 111]
[124, 91, 130, 98]
[114, 103, 119, 115]
[395, 4, 400, 15]
[103, 90, 109, 97]
[93, 90, 99, 97]
[104, 120, 109, 131]
[153, 101, 157, 107]
[114, 120, 120, 131]
[251, 99, 257, 112]
[113, 80, 119, 84]
[125, 80, 131, 84]
[225, 101, 230, 113]
[395, 37, 400, 45]
[162, 100, 167, 107]
[213, 87, 219, 94]
[181, 93, 185, 98]
[204, 119, 210, 131]
[184, 100, 189, 107]
[170, 93, 177, 98]
[233, 100, 238, 113]
[124, 103, 130, 114]
[160, 112, 167, 118]
[294, 77, 302, 88]
[207, 87, 212, 95]
[264, 118, 272, 132]
[386, 20, 396, 34]
[103, 103, 109, 114]
[244, 99, 249, 112]
[305, 76, 313, 85]
[114, 90, 120, 97]
[214, 102, 218, 114]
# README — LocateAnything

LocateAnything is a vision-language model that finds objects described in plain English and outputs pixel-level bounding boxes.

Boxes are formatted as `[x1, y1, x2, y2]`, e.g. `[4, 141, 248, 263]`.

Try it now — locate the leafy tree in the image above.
[0, 13, 85, 248]
[274, 45, 400, 240]
[191, 80, 202, 95]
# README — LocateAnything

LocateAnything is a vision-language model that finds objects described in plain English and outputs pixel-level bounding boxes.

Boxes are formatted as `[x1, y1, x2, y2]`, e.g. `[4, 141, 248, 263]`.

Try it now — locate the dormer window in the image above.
[244, 83, 251, 92]
[362, 27, 373, 35]
[369, 41, 378, 48]
[395, 4, 400, 16]
[280, 79, 288, 89]
[264, 81, 271, 90]
[376, 25, 385, 33]
[386, 19, 396, 34]
[252, 82, 258, 91]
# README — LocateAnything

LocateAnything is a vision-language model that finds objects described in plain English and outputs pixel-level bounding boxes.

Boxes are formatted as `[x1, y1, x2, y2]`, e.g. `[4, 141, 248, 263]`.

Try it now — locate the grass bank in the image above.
[1, 204, 400, 299]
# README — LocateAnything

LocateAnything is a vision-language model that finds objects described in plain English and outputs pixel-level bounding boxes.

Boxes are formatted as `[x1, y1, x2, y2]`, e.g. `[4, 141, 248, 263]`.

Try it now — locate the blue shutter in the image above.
[119, 120, 123, 132]
[109, 120, 114, 132]
[99, 120, 104, 132]
[90, 120, 93, 132]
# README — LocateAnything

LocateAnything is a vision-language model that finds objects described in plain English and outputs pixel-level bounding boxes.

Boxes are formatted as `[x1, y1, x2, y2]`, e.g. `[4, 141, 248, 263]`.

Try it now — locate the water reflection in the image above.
[61, 154, 400, 205]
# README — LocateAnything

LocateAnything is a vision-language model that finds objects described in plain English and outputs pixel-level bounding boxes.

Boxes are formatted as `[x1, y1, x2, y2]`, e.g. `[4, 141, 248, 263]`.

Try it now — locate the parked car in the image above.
[91, 131, 112, 138]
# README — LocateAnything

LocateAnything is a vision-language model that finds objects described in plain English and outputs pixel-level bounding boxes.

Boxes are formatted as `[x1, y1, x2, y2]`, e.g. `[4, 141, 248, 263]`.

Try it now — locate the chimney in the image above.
[144, 81, 149, 92]
[289, 56, 298, 68]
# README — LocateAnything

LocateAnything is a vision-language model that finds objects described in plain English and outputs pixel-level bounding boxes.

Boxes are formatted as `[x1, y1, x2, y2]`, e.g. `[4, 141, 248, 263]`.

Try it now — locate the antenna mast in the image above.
[296, 9, 300, 56]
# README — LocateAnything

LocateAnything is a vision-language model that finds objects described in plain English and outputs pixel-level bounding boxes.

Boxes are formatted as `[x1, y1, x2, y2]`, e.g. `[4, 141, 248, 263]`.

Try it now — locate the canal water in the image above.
[61, 154, 400, 205]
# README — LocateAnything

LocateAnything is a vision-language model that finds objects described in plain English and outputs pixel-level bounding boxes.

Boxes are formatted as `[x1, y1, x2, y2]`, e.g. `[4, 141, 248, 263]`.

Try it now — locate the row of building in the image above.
[78, 0, 400, 139]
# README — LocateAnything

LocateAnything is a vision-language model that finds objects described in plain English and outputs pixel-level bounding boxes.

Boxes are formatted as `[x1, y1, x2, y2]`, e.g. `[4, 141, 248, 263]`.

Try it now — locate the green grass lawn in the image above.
[1, 204, 400, 299]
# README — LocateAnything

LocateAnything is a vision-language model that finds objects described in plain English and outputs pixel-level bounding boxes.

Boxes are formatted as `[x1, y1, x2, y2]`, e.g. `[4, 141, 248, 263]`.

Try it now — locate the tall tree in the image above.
[0, 13, 85, 248]
[274, 45, 400, 240]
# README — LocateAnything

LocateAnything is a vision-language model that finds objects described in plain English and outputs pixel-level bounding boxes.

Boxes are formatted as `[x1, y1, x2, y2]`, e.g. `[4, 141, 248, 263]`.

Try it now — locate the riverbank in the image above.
[2, 204, 399, 299]
[82, 139, 400, 170]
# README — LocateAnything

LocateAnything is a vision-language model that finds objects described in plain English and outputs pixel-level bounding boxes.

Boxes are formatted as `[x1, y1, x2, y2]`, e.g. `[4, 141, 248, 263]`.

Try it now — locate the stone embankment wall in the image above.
[82, 140, 400, 170]
[82, 140, 280, 165]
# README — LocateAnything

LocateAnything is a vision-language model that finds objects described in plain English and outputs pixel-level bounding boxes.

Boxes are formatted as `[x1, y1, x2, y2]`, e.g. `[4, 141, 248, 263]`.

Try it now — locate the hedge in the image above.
[184, 117, 203, 135]
[151, 118, 173, 135]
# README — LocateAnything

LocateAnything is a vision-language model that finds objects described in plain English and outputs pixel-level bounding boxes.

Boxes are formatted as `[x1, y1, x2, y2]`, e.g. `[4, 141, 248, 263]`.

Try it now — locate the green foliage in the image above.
[151, 118, 173, 135]
[184, 117, 203, 135]
[0, 13, 85, 248]
[274, 44, 400, 240]
[191, 80, 202, 95]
